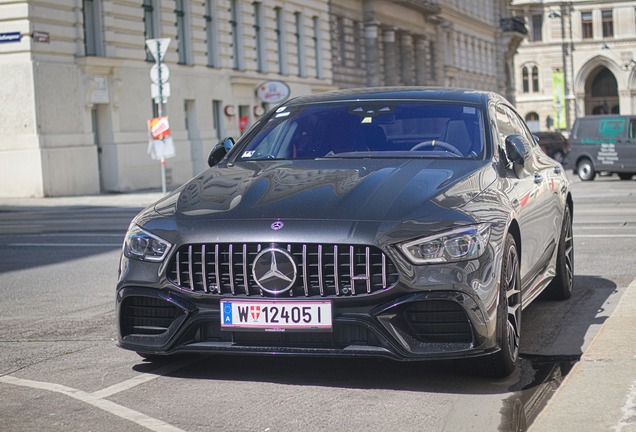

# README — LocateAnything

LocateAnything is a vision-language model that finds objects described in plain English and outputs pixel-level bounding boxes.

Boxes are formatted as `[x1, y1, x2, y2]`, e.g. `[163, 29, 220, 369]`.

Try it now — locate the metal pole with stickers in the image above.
[145, 38, 175, 194]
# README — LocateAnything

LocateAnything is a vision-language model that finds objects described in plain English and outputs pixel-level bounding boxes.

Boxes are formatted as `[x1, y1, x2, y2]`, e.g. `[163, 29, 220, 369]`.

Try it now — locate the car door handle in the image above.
[534, 173, 543, 184]
[553, 165, 562, 174]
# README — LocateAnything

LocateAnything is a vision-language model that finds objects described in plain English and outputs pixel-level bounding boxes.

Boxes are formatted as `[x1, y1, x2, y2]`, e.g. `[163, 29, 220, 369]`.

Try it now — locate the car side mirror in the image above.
[207, 137, 234, 167]
[505, 134, 528, 166]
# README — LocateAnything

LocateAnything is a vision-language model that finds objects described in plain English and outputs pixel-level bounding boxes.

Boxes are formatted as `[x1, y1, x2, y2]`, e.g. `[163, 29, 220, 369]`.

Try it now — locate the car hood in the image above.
[147, 158, 495, 223]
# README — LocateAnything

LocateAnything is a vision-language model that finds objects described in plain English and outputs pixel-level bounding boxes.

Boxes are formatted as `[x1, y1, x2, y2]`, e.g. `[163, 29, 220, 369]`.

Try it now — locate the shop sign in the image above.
[256, 81, 290, 104]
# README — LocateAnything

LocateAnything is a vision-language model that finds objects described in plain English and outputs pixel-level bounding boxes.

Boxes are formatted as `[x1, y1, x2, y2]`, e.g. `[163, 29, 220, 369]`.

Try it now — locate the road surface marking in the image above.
[0, 358, 198, 432]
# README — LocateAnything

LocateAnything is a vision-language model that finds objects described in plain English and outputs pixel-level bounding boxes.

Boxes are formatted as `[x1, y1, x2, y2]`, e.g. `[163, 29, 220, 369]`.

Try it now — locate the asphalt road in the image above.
[0, 174, 634, 432]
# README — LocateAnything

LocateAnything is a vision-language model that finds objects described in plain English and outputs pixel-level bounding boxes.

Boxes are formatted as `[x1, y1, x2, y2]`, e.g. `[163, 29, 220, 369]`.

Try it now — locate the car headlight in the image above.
[123, 224, 172, 262]
[400, 223, 491, 264]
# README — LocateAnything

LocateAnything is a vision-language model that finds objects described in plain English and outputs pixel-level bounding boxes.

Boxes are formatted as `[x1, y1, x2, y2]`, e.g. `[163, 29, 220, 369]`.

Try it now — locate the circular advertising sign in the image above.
[256, 81, 290, 104]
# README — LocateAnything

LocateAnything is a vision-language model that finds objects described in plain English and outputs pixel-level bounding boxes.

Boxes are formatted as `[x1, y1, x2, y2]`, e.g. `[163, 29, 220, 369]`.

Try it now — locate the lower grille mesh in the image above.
[121, 296, 184, 337]
[166, 243, 399, 298]
[404, 300, 473, 343]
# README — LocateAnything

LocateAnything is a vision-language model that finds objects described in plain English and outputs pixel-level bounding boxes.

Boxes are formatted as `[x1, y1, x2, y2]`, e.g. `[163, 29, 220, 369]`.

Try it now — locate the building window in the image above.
[212, 100, 224, 140]
[336, 16, 346, 66]
[312, 16, 323, 78]
[354, 21, 363, 67]
[581, 11, 593, 39]
[531, 14, 542, 42]
[294, 12, 305, 77]
[275, 7, 287, 74]
[532, 66, 539, 92]
[254, 2, 266, 72]
[83, 0, 103, 56]
[525, 112, 540, 133]
[175, 0, 191, 65]
[602, 10, 614, 38]
[230, 0, 244, 70]
[522, 65, 539, 93]
[143, 0, 159, 61]
[205, 0, 219, 67]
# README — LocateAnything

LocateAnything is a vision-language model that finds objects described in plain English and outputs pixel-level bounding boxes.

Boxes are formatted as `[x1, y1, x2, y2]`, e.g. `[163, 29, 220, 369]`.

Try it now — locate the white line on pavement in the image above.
[0, 358, 199, 432]
[575, 235, 636, 238]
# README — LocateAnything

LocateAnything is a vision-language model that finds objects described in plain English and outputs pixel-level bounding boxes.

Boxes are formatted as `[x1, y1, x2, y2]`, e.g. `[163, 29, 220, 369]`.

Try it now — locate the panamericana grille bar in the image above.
[167, 243, 399, 297]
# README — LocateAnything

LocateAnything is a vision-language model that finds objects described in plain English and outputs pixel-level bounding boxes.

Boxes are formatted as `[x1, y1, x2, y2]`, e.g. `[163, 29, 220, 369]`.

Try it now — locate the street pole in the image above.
[155, 40, 166, 194]
[559, 3, 571, 131]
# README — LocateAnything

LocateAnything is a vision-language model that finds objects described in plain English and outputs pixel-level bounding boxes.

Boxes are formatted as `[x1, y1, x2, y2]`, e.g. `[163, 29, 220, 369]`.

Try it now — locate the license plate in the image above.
[220, 299, 332, 332]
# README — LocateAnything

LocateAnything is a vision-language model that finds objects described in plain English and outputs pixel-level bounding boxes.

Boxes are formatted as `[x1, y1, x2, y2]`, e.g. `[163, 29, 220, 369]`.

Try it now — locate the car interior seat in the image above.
[441, 118, 481, 156]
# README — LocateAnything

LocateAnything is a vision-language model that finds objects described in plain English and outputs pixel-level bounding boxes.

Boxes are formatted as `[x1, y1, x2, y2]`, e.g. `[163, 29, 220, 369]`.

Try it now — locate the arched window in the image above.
[532, 66, 539, 92]
[522, 67, 529, 93]
[525, 112, 540, 132]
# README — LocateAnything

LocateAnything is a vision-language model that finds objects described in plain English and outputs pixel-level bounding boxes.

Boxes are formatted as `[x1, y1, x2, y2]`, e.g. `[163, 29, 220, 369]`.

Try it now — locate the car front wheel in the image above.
[577, 158, 596, 181]
[544, 207, 574, 300]
[477, 233, 521, 378]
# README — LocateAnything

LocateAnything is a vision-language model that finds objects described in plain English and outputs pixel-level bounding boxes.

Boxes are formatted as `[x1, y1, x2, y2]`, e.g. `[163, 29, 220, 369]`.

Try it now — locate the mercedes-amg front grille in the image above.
[166, 243, 399, 297]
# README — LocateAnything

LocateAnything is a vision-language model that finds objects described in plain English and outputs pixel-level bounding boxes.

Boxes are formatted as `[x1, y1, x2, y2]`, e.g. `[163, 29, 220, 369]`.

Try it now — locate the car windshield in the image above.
[236, 102, 485, 160]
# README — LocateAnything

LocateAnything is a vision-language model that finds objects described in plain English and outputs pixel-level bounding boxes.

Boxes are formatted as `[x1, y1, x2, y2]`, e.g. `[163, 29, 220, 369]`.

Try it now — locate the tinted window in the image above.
[236, 102, 485, 160]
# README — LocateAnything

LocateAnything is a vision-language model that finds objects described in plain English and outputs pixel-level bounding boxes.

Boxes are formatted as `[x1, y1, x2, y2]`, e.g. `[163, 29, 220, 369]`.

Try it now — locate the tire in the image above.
[618, 173, 633, 180]
[544, 207, 574, 300]
[477, 233, 521, 378]
[577, 158, 596, 181]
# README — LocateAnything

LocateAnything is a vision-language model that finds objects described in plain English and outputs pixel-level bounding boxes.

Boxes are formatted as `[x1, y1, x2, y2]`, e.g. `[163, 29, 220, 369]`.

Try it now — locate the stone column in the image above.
[415, 35, 429, 85]
[383, 28, 398, 86]
[363, 0, 380, 87]
[400, 33, 414, 85]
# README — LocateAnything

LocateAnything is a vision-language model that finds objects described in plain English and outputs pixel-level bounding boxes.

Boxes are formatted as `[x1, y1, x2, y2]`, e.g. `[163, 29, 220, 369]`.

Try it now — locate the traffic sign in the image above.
[150, 63, 170, 84]
[151, 82, 171, 99]
[145, 38, 171, 62]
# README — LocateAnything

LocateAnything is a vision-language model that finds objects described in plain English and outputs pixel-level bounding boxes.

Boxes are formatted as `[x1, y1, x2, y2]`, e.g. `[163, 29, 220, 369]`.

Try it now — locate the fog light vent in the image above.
[121, 296, 184, 337]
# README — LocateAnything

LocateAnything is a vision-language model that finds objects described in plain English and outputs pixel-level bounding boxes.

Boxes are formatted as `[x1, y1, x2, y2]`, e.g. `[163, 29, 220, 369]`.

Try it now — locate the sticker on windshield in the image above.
[463, 107, 476, 114]
[242, 151, 255, 158]
[276, 106, 287, 113]
[275, 112, 290, 118]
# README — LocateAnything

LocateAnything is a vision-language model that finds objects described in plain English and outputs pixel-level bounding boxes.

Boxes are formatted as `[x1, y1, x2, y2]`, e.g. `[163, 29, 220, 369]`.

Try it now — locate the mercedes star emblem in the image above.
[271, 220, 284, 230]
[252, 247, 297, 294]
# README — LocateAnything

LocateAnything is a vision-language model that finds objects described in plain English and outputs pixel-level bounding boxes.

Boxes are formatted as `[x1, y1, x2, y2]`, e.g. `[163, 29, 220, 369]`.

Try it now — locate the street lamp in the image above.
[549, 3, 577, 130]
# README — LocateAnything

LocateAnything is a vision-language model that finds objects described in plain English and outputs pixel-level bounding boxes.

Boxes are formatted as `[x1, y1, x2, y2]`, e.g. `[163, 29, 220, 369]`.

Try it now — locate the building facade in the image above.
[330, 0, 526, 102]
[513, 0, 636, 133]
[0, 0, 523, 197]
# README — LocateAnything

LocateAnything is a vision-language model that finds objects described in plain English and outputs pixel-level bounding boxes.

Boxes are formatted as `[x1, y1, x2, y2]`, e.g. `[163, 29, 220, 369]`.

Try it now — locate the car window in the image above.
[494, 104, 515, 149]
[506, 106, 538, 148]
[235, 102, 485, 160]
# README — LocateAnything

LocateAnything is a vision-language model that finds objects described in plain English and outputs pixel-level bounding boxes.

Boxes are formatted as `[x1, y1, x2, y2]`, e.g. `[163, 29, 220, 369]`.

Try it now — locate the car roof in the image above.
[282, 87, 500, 107]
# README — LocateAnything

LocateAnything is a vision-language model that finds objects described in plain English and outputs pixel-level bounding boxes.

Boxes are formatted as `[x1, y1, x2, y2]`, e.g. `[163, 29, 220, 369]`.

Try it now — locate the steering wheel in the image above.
[410, 140, 463, 157]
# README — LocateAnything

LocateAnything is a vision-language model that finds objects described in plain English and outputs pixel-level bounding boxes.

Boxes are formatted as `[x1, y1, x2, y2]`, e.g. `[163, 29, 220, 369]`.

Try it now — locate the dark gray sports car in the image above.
[117, 88, 573, 377]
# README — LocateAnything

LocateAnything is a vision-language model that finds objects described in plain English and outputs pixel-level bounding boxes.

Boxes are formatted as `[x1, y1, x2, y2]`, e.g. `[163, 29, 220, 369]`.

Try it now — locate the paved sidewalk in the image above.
[531, 278, 636, 432]
[0, 191, 166, 209]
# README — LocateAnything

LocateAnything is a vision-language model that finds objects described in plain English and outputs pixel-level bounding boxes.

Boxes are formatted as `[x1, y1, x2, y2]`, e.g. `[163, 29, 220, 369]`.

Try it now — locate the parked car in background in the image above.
[570, 115, 636, 181]
[534, 131, 570, 165]
[116, 88, 573, 378]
